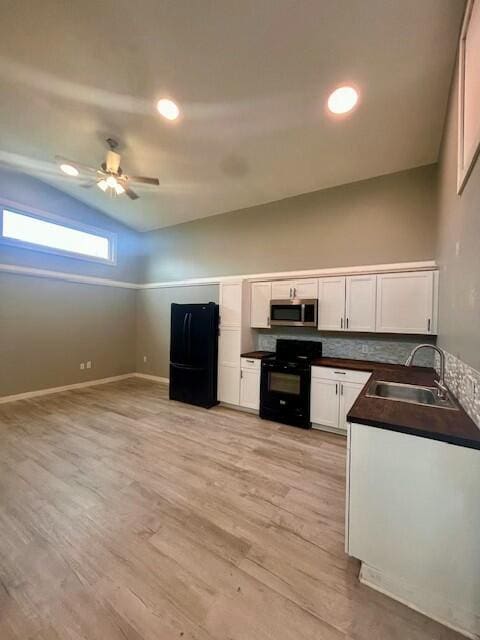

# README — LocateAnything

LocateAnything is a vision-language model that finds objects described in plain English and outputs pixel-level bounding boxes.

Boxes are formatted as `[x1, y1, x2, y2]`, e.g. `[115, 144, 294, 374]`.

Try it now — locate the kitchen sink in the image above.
[366, 380, 458, 410]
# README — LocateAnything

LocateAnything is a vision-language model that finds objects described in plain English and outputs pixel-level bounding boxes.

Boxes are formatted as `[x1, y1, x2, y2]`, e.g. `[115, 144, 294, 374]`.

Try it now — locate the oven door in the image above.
[270, 299, 317, 327]
[260, 362, 311, 428]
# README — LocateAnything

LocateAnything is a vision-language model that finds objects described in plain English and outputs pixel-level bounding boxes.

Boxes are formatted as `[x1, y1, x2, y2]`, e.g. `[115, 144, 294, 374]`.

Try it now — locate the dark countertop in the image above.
[311, 356, 479, 450]
[241, 351, 274, 360]
[311, 356, 410, 371]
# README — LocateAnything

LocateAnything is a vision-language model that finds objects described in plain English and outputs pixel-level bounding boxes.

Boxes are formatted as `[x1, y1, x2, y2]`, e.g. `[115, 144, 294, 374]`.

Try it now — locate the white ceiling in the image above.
[0, 0, 465, 231]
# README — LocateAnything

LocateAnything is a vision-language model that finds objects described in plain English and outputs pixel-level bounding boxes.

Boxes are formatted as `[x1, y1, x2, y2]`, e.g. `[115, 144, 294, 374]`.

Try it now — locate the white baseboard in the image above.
[0, 372, 173, 405]
[133, 373, 169, 384]
[312, 422, 347, 436]
[0, 374, 135, 404]
[359, 563, 478, 639]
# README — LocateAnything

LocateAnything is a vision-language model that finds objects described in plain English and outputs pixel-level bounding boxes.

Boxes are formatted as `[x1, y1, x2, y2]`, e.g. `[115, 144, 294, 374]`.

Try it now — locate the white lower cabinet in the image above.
[310, 366, 370, 433]
[339, 381, 364, 431]
[346, 423, 480, 639]
[218, 364, 241, 405]
[310, 378, 339, 428]
[240, 357, 261, 411]
[240, 368, 260, 410]
[218, 327, 241, 405]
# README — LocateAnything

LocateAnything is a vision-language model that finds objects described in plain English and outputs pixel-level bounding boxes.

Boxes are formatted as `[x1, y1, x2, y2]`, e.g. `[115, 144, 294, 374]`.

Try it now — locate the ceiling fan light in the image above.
[97, 179, 108, 192]
[114, 183, 125, 195]
[105, 175, 117, 188]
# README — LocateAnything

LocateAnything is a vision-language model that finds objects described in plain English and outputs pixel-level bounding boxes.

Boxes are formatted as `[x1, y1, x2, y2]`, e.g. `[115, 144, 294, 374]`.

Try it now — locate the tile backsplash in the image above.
[256, 328, 436, 367]
[435, 351, 480, 428]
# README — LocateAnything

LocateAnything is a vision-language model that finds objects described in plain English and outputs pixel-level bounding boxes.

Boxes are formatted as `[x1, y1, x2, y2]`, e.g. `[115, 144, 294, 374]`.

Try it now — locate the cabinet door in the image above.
[218, 328, 240, 404]
[345, 275, 377, 332]
[339, 381, 364, 431]
[293, 279, 318, 299]
[240, 368, 260, 410]
[376, 271, 435, 334]
[218, 365, 240, 405]
[250, 282, 271, 328]
[310, 378, 340, 428]
[271, 280, 294, 299]
[219, 282, 242, 327]
[317, 277, 346, 331]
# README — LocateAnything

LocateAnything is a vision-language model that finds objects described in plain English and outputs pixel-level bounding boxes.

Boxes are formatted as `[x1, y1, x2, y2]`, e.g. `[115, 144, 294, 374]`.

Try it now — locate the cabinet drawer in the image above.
[311, 366, 371, 384]
[241, 357, 261, 371]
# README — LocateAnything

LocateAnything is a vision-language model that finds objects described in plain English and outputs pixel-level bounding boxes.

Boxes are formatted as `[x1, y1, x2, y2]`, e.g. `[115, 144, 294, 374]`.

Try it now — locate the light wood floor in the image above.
[0, 378, 463, 640]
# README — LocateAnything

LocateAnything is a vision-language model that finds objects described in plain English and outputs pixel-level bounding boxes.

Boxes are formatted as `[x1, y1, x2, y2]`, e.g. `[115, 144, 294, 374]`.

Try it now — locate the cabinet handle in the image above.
[240, 370, 243, 378]
[267, 316, 270, 326]
[340, 317, 343, 329]
[334, 371, 346, 375]
[294, 287, 297, 297]
[289, 287, 292, 297]
[341, 383, 344, 395]
[246, 359, 254, 363]
[427, 318, 431, 332]
[335, 383, 338, 395]
[346, 317, 349, 329]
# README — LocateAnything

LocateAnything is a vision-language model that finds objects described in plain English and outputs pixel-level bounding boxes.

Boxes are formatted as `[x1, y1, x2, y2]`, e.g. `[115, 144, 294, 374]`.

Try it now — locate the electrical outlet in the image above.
[143, 355, 148, 363]
[86, 361, 92, 369]
[80, 363, 85, 370]
[362, 345, 368, 354]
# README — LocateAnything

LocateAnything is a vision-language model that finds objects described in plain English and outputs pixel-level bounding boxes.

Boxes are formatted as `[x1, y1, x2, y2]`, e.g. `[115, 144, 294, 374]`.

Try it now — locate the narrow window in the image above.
[1, 208, 116, 264]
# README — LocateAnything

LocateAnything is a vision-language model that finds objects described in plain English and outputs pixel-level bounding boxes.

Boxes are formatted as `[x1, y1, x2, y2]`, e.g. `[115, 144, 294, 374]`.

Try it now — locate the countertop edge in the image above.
[348, 416, 480, 451]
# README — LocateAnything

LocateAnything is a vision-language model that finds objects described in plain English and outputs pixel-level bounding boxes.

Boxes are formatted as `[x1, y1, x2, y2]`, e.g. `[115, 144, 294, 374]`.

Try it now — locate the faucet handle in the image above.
[434, 379, 448, 399]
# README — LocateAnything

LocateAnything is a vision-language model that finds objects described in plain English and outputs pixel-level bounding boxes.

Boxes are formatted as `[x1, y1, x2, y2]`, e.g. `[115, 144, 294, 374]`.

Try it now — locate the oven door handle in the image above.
[300, 303, 306, 323]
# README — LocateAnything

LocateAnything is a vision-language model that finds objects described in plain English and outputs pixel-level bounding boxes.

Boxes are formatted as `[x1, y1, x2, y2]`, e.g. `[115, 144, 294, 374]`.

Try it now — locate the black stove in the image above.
[260, 339, 322, 428]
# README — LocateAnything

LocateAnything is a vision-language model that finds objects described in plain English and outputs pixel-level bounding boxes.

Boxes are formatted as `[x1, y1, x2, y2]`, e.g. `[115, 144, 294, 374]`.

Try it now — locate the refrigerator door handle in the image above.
[187, 312, 193, 362]
[182, 312, 189, 358]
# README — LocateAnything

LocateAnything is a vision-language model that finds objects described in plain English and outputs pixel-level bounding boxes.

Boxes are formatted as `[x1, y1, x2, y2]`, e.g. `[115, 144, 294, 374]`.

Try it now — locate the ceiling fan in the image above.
[55, 138, 160, 200]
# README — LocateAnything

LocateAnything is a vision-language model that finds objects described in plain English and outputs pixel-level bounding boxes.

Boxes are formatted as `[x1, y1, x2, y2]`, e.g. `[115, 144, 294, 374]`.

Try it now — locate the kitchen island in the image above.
[341, 361, 480, 639]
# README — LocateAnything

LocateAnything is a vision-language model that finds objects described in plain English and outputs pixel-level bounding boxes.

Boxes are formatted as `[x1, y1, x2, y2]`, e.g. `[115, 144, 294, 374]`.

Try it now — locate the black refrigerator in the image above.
[169, 302, 219, 408]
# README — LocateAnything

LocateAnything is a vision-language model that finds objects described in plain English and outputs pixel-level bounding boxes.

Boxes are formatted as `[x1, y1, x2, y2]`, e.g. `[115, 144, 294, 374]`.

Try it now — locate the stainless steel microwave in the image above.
[269, 299, 318, 327]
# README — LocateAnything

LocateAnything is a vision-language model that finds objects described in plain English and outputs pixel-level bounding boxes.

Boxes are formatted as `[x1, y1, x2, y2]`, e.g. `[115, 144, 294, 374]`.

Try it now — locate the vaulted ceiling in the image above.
[0, 0, 465, 230]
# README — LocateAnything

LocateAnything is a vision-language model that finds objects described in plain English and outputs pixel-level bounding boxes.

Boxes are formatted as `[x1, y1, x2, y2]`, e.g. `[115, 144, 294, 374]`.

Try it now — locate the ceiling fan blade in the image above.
[128, 176, 160, 186]
[54, 155, 98, 174]
[125, 187, 139, 200]
[79, 181, 95, 188]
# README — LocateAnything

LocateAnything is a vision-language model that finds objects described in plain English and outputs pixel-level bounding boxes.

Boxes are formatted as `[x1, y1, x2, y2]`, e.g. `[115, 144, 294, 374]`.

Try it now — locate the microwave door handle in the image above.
[301, 303, 306, 323]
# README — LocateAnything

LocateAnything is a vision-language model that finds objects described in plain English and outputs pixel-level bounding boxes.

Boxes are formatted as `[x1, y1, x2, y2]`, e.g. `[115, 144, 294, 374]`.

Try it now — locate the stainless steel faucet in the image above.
[405, 344, 448, 399]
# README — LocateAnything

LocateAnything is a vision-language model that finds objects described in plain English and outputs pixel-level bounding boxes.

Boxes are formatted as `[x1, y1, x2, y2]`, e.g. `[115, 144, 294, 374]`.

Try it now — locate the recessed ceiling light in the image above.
[327, 86, 359, 115]
[60, 163, 79, 177]
[157, 98, 180, 120]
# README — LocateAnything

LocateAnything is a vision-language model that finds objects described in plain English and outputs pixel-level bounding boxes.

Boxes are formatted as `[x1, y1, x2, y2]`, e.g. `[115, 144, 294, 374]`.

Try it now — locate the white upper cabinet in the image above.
[345, 275, 377, 332]
[250, 282, 271, 328]
[271, 279, 317, 300]
[219, 282, 242, 327]
[271, 280, 294, 299]
[376, 271, 437, 334]
[294, 279, 318, 298]
[248, 268, 438, 335]
[318, 277, 346, 330]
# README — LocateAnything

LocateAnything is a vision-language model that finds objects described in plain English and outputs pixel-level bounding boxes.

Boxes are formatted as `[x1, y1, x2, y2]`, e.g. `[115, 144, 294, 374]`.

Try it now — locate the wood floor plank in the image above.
[0, 378, 463, 640]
